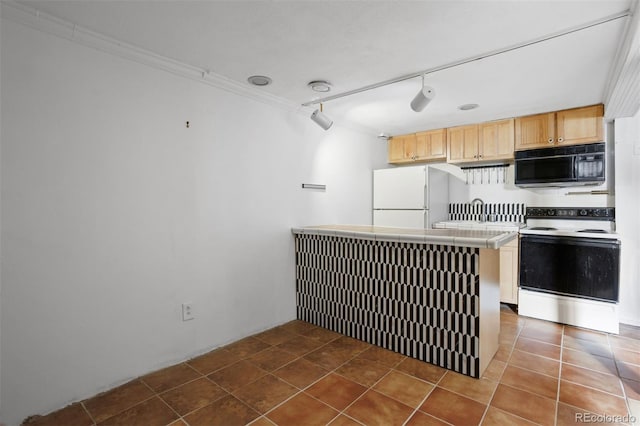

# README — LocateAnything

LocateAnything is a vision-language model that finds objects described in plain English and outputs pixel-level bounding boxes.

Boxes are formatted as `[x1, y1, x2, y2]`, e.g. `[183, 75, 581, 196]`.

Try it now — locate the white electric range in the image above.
[518, 207, 621, 333]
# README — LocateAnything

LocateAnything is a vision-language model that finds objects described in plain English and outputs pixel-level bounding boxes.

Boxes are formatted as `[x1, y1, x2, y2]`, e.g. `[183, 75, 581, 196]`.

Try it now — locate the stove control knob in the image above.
[580, 209, 588, 216]
[547, 209, 555, 216]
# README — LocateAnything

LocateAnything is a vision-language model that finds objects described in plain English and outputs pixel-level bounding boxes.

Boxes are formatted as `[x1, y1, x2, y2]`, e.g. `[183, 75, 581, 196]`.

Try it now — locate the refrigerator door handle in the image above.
[423, 184, 428, 209]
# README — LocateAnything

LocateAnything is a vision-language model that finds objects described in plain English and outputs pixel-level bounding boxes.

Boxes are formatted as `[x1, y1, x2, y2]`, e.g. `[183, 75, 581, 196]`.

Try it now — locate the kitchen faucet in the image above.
[471, 198, 486, 222]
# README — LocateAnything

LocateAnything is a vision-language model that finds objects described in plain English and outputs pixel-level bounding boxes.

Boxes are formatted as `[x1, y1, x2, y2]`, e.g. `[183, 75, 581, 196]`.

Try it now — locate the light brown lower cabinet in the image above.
[500, 238, 519, 304]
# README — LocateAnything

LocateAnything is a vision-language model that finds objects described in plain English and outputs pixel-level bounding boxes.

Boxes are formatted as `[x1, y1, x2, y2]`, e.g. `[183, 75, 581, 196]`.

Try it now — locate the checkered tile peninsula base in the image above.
[295, 234, 482, 378]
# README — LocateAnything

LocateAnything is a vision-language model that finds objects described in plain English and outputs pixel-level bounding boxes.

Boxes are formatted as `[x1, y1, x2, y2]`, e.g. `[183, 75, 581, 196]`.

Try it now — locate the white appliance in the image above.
[373, 165, 449, 228]
[518, 207, 620, 333]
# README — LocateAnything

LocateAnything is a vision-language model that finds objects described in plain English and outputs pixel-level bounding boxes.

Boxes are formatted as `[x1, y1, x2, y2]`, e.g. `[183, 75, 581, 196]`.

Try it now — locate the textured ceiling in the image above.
[16, 0, 635, 135]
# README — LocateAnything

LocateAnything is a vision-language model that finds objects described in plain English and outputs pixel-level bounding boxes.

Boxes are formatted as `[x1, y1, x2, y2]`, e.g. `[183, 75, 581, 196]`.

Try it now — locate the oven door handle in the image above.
[520, 234, 621, 248]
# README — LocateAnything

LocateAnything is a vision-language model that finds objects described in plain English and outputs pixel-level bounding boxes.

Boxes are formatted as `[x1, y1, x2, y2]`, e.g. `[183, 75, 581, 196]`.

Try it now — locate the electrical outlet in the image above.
[182, 303, 194, 321]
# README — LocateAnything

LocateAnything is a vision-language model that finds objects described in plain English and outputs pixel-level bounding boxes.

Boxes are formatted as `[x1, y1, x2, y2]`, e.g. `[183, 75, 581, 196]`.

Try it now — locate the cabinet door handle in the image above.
[548, 138, 554, 144]
[478, 154, 483, 158]
[557, 137, 564, 143]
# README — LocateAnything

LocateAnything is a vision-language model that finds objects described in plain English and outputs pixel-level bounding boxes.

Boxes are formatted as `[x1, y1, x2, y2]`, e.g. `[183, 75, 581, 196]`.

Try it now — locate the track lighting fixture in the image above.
[310, 103, 333, 130]
[301, 11, 628, 110]
[410, 75, 435, 112]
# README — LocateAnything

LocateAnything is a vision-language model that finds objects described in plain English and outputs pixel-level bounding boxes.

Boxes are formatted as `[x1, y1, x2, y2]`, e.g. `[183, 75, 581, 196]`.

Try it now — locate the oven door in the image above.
[519, 234, 620, 302]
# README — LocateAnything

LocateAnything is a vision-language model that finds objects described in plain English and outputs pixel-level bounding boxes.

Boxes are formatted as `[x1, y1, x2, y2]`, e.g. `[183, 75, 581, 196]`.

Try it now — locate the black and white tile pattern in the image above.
[449, 202, 526, 223]
[295, 234, 482, 377]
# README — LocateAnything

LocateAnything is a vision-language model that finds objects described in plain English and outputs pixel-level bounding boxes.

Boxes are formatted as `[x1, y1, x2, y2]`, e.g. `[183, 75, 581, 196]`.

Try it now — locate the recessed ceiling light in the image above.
[247, 75, 272, 86]
[308, 80, 332, 92]
[458, 103, 479, 111]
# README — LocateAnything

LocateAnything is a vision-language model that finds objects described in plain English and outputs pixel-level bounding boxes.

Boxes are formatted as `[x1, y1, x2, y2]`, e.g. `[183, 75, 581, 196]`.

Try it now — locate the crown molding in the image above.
[0, 1, 302, 111]
[0, 1, 389, 137]
[604, 0, 640, 119]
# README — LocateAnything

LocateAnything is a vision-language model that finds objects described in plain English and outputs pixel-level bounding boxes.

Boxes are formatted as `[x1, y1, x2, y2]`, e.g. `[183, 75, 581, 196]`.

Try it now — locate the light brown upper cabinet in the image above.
[388, 129, 446, 164]
[388, 134, 417, 163]
[515, 104, 603, 151]
[447, 124, 479, 163]
[479, 119, 515, 161]
[447, 121, 514, 164]
[415, 129, 447, 161]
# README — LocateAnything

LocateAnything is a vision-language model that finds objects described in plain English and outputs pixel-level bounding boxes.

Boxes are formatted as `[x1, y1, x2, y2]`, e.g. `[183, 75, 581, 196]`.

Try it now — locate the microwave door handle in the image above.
[573, 156, 579, 180]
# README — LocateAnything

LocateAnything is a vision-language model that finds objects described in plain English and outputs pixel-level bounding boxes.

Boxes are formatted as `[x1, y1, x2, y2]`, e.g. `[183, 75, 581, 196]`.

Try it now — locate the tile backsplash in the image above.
[448, 203, 526, 223]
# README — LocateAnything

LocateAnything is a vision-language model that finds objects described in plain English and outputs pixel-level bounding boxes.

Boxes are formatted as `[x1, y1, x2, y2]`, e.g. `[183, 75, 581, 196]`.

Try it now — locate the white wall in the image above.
[0, 4, 3, 421]
[0, 19, 387, 425]
[614, 112, 640, 326]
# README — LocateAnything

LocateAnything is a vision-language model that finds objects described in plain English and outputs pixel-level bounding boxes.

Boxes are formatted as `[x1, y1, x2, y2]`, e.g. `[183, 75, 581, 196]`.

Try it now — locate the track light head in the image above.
[310, 104, 333, 130]
[410, 85, 435, 112]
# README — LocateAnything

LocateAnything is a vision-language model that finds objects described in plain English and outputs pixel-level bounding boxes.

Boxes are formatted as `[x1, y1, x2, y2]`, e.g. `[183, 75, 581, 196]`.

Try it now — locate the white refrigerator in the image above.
[373, 165, 449, 228]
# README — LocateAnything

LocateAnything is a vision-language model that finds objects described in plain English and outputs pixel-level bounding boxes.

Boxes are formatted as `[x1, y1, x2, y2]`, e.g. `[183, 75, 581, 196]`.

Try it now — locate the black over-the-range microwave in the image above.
[514, 143, 605, 187]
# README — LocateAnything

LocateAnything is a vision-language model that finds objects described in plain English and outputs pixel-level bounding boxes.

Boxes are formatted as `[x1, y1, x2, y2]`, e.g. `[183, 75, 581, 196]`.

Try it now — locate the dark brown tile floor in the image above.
[24, 305, 640, 426]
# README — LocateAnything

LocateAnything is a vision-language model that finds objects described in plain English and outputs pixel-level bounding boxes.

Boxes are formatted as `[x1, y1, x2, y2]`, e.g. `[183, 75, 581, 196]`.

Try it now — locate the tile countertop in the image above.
[291, 225, 518, 249]
[433, 220, 526, 232]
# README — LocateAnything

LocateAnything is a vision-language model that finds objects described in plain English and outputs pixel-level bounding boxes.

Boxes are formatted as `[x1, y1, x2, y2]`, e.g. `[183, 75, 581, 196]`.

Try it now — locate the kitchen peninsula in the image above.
[291, 225, 517, 378]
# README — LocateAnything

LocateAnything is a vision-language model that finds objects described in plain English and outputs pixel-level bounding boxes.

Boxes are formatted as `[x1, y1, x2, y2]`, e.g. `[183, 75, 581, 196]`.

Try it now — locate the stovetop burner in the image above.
[522, 207, 617, 239]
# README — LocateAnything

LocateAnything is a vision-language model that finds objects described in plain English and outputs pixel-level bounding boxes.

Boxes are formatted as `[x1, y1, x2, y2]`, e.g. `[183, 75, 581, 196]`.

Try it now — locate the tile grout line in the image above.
[251, 343, 342, 423]
[608, 333, 637, 422]
[558, 326, 638, 425]
[140, 368, 195, 425]
[285, 342, 375, 419]
[509, 323, 592, 381]
[560, 332, 635, 398]
[79, 401, 97, 426]
[336, 368, 403, 425]
[169, 389, 231, 424]
[155, 393, 183, 426]
[142, 367, 206, 396]
[476, 311, 524, 425]
[250, 415, 277, 426]
[398, 358, 457, 426]
[360, 360, 440, 413]
[260, 342, 400, 424]
[142, 364, 236, 426]
[29, 318, 640, 425]
[400, 382, 440, 426]
[560, 377, 630, 399]
[554, 324, 565, 426]
[88, 380, 160, 426]
[262, 382, 336, 425]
